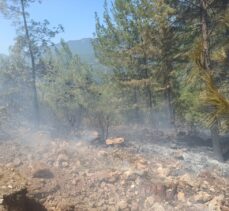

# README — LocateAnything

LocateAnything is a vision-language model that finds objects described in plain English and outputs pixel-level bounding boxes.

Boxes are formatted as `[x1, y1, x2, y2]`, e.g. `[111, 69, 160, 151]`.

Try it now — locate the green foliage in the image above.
[200, 71, 229, 129]
[93, 0, 181, 126]
[41, 41, 93, 128]
[0, 52, 31, 114]
[87, 78, 122, 139]
[177, 86, 203, 125]
[40, 41, 122, 136]
[0, 0, 228, 139]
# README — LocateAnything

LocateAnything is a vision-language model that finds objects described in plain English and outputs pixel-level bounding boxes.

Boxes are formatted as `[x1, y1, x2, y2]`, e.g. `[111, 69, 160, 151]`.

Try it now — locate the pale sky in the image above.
[0, 0, 111, 54]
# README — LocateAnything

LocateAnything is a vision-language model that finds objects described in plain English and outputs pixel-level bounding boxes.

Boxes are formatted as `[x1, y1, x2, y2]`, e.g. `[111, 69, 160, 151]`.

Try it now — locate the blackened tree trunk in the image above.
[211, 120, 224, 161]
[133, 87, 140, 123]
[166, 85, 175, 126]
[20, 0, 39, 126]
[200, 0, 224, 161]
[161, 26, 175, 128]
[141, 55, 157, 127]
[163, 63, 175, 128]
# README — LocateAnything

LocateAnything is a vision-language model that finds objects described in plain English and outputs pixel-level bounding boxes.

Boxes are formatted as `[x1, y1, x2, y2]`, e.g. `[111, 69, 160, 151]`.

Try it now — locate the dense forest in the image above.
[0, 0, 228, 162]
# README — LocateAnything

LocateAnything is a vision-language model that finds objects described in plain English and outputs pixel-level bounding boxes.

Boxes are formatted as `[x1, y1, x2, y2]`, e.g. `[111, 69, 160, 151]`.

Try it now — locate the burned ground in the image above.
[0, 126, 229, 211]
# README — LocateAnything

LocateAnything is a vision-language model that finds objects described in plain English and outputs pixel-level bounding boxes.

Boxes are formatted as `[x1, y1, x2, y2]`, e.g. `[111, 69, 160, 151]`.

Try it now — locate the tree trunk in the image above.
[200, 0, 223, 161]
[20, 0, 39, 126]
[211, 121, 224, 161]
[142, 55, 157, 127]
[133, 87, 140, 123]
[167, 85, 175, 126]
[163, 69, 174, 128]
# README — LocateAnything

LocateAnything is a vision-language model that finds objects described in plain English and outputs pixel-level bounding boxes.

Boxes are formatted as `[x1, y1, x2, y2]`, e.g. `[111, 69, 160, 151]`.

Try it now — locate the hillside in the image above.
[66, 38, 95, 63]
[60, 38, 108, 71]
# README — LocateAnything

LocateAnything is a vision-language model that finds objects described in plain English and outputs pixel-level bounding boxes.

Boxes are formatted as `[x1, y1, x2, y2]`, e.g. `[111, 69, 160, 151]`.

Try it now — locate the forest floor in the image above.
[0, 125, 229, 211]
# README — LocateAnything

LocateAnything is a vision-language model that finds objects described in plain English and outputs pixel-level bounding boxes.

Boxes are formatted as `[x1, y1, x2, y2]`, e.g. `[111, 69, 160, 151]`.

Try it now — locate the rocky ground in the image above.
[0, 126, 229, 211]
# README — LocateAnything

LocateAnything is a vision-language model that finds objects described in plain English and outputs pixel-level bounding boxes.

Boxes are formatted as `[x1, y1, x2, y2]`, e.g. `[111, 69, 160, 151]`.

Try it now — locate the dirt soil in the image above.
[0, 126, 229, 211]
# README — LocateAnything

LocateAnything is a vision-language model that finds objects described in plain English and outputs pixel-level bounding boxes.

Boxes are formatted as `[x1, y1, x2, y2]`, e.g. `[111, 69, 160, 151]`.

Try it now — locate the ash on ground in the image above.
[0, 126, 228, 211]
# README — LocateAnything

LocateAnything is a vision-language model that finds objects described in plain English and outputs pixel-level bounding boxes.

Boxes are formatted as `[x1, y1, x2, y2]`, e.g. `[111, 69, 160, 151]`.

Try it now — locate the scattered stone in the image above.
[0, 166, 47, 211]
[157, 166, 169, 177]
[123, 170, 137, 181]
[0, 128, 229, 211]
[13, 158, 22, 167]
[177, 192, 185, 202]
[54, 153, 70, 168]
[194, 191, 212, 203]
[98, 150, 108, 157]
[208, 195, 224, 211]
[72, 179, 78, 185]
[106, 137, 125, 145]
[179, 174, 199, 187]
[57, 153, 69, 162]
[173, 150, 185, 160]
[200, 181, 209, 189]
[152, 202, 165, 211]
[134, 157, 148, 171]
[144, 196, 155, 208]
[116, 200, 128, 210]
[62, 162, 69, 168]
[131, 202, 139, 211]
[75, 160, 81, 167]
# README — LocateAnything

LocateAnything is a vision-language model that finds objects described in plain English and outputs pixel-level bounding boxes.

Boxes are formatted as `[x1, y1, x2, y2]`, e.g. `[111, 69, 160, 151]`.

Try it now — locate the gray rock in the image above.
[13, 158, 22, 167]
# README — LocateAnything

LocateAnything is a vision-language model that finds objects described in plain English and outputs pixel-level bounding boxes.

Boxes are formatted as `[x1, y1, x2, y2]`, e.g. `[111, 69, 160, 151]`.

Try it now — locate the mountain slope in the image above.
[60, 38, 108, 72]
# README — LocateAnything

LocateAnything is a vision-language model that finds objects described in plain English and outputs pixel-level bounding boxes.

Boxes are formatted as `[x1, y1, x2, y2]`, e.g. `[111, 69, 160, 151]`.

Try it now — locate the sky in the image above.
[0, 0, 110, 54]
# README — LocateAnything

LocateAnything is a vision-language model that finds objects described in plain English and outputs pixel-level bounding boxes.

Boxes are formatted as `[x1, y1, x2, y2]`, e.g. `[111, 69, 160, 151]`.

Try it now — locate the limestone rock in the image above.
[57, 153, 69, 163]
[62, 162, 69, 168]
[152, 202, 165, 211]
[177, 192, 185, 202]
[131, 202, 139, 211]
[55, 153, 69, 168]
[157, 166, 169, 177]
[194, 191, 212, 203]
[144, 196, 155, 209]
[116, 200, 128, 210]
[173, 150, 185, 160]
[106, 137, 124, 145]
[134, 157, 148, 171]
[208, 195, 224, 211]
[179, 174, 199, 187]
[98, 150, 108, 157]
[13, 158, 22, 167]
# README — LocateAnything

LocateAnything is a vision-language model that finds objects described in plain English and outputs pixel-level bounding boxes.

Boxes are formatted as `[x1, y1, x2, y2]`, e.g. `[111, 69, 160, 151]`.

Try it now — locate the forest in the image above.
[0, 0, 229, 210]
[1, 0, 228, 159]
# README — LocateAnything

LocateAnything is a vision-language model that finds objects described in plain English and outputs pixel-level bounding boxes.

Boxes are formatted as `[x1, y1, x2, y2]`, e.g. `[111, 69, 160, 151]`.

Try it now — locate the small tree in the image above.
[88, 80, 122, 141]
[41, 41, 93, 131]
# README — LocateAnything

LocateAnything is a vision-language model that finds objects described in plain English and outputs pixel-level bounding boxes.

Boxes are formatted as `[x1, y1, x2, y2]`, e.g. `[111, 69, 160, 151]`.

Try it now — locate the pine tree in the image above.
[176, 0, 229, 160]
[41, 41, 93, 130]
[93, 0, 178, 126]
[0, 0, 63, 126]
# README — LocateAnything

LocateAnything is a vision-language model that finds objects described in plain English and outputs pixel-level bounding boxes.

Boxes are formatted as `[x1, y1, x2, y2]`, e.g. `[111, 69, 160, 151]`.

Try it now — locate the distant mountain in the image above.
[56, 38, 95, 63]
[1, 38, 108, 72]
[66, 38, 95, 63]
[61, 38, 108, 71]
